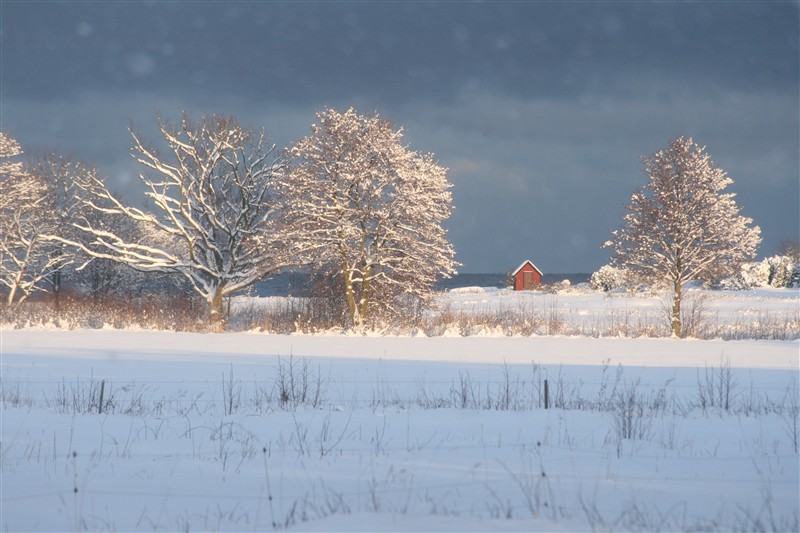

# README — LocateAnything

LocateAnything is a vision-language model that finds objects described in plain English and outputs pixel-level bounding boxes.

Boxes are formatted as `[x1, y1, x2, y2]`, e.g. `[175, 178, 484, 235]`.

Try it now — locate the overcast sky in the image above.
[2, 1, 798, 273]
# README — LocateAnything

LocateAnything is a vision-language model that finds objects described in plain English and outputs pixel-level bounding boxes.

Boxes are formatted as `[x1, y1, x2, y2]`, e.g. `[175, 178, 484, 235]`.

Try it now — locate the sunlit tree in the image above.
[73, 113, 290, 331]
[0, 133, 79, 304]
[281, 108, 457, 328]
[605, 136, 761, 337]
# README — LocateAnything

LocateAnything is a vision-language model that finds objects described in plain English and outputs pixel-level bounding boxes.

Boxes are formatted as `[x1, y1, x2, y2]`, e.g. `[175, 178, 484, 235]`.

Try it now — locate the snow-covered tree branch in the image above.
[605, 136, 761, 337]
[72, 113, 291, 331]
[280, 108, 457, 328]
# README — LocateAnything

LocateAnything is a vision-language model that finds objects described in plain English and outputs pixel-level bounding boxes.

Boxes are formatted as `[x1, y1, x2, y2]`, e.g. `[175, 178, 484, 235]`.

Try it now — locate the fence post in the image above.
[98, 380, 105, 414]
[544, 379, 549, 410]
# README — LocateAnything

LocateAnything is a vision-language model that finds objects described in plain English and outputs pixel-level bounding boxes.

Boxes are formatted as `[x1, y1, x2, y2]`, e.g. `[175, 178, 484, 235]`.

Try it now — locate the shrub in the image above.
[767, 255, 800, 288]
[721, 255, 800, 289]
[590, 265, 628, 292]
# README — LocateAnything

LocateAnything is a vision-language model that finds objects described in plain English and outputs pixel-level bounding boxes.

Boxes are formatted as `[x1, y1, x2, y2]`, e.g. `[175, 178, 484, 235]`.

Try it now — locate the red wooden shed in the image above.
[512, 260, 543, 290]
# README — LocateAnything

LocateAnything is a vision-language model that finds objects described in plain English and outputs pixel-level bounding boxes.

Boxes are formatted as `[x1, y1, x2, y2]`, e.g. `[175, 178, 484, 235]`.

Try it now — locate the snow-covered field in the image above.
[437, 285, 800, 339]
[443, 285, 799, 320]
[2, 288, 799, 531]
[229, 284, 799, 340]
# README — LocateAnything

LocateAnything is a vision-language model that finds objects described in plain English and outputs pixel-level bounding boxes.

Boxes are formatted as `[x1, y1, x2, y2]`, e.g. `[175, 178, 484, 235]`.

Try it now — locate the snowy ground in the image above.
[437, 285, 800, 339]
[230, 284, 799, 339]
[442, 285, 799, 319]
[2, 288, 799, 531]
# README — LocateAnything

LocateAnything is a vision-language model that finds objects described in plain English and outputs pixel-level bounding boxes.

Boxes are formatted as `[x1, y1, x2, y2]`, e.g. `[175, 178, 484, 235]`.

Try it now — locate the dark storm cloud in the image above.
[2, 1, 798, 273]
[397, 87, 798, 273]
[5, 2, 797, 102]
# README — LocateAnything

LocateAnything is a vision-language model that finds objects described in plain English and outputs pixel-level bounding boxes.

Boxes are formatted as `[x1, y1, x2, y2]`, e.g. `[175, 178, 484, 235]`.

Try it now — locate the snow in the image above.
[2, 288, 799, 531]
[438, 285, 799, 340]
[3, 329, 795, 369]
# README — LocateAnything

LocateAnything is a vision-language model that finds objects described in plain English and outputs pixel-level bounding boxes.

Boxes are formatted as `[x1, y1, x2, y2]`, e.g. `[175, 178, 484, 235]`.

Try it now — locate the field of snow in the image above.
[228, 284, 799, 340]
[442, 285, 799, 318]
[2, 288, 799, 531]
[436, 285, 800, 339]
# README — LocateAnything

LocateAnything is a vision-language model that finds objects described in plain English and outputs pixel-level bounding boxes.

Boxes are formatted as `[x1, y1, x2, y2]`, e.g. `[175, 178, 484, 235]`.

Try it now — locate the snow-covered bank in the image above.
[2, 329, 798, 369]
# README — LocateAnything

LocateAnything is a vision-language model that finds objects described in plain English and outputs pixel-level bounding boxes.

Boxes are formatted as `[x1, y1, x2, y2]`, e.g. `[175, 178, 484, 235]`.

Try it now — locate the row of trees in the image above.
[1, 122, 770, 338]
[733, 251, 800, 289]
[1, 109, 457, 331]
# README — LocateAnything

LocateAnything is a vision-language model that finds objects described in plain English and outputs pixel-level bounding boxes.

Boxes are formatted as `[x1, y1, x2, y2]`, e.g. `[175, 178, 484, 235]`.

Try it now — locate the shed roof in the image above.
[511, 260, 543, 276]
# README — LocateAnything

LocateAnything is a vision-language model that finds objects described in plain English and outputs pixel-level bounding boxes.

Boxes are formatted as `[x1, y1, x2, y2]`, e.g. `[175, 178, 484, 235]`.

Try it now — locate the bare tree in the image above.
[27, 151, 95, 307]
[605, 136, 761, 337]
[0, 133, 74, 304]
[73, 113, 290, 331]
[75, 212, 155, 304]
[281, 108, 457, 328]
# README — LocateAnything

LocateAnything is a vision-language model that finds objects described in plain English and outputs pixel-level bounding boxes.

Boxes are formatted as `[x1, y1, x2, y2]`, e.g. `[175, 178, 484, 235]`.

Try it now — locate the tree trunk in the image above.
[53, 268, 62, 314]
[91, 269, 101, 305]
[209, 284, 227, 333]
[359, 265, 372, 324]
[671, 280, 682, 338]
[8, 269, 24, 305]
[7, 284, 18, 306]
[342, 269, 358, 327]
